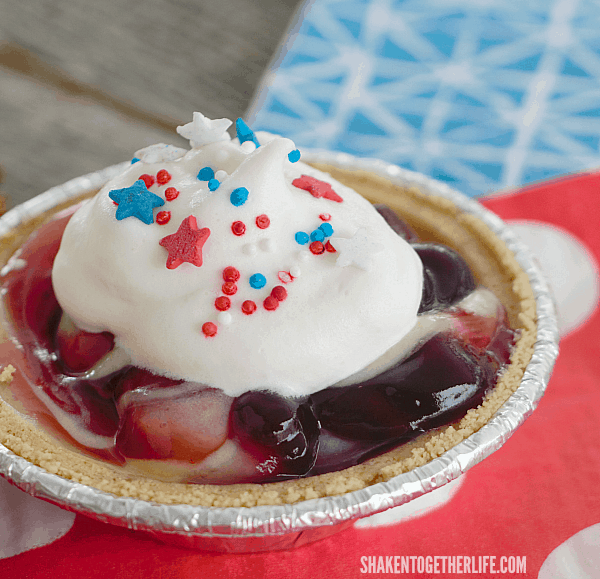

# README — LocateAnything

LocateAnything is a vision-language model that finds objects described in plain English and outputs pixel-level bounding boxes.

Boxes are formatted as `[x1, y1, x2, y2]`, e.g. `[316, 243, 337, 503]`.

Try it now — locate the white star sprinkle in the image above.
[331, 228, 384, 271]
[134, 143, 187, 163]
[176, 112, 232, 147]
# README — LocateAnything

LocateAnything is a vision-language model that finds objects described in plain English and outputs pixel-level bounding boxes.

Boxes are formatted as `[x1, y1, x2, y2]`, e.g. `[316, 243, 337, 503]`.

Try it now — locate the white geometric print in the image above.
[249, 0, 600, 197]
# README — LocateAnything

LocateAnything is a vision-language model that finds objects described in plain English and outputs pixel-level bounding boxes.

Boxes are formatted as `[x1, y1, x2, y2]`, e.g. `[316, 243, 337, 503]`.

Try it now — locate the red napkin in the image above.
[2, 172, 599, 578]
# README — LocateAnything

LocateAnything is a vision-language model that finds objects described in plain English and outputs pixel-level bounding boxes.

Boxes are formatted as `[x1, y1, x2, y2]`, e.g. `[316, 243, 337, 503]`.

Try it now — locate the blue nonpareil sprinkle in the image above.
[230, 187, 249, 206]
[319, 223, 334, 237]
[310, 228, 325, 242]
[208, 178, 220, 191]
[249, 273, 267, 289]
[197, 166, 215, 181]
[235, 118, 260, 147]
[295, 231, 309, 245]
[131, 157, 140, 164]
[288, 149, 301, 163]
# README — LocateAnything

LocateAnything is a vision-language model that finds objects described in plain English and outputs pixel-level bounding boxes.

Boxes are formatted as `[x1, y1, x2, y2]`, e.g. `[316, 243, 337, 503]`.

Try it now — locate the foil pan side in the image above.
[0, 154, 559, 552]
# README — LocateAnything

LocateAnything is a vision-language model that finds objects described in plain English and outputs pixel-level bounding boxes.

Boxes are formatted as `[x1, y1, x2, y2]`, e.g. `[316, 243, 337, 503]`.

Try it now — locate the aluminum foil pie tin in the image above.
[0, 152, 560, 552]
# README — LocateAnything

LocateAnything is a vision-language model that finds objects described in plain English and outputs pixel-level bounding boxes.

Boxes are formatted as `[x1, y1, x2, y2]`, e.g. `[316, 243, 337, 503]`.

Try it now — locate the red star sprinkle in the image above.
[292, 175, 343, 203]
[159, 215, 211, 269]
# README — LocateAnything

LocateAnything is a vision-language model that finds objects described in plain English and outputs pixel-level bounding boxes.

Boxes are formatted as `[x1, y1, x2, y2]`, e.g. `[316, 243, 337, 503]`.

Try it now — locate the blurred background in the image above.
[2, 0, 600, 207]
[0, 0, 304, 207]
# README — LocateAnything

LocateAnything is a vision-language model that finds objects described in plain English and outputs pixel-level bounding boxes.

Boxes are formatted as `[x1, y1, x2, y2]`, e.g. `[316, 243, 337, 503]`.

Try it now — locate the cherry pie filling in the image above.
[1, 204, 515, 484]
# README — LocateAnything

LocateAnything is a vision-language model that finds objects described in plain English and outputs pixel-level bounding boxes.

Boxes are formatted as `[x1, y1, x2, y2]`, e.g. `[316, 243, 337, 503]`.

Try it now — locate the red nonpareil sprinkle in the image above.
[215, 296, 231, 311]
[202, 322, 217, 337]
[156, 210, 171, 225]
[271, 286, 287, 302]
[309, 241, 325, 255]
[223, 266, 240, 282]
[325, 240, 336, 253]
[165, 187, 180, 201]
[278, 271, 293, 284]
[159, 215, 210, 269]
[263, 296, 279, 311]
[156, 169, 171, 185]
[292, 175, 343, 203]
[222, 281, 238, 295]
[138, 174, 155, 188]
[232, 221, 246, 236]
[241, 300, 257, 315]
[319, 213, 331, 221]
[256, 214, 270, 229]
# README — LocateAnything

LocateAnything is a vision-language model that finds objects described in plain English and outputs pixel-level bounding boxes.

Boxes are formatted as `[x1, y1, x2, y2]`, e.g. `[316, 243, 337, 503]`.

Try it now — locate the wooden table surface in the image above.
[0, 0, 303, 208]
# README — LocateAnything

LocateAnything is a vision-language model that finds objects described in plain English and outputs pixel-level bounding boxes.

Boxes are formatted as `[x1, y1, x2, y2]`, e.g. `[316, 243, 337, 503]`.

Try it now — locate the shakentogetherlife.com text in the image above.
[360, 555, 526, 575]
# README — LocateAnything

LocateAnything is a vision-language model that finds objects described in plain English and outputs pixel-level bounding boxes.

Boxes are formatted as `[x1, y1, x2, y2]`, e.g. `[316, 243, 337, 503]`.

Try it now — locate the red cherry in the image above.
[115, 386, 232, 462]
[55, 315, 114, 374]
[242, 300, 257, 315]
[165, 187, 179, 201]
[156, 169, 171, 185]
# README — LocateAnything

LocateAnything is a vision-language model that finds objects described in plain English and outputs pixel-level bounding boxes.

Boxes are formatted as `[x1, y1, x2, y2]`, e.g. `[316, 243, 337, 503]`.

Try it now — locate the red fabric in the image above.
[2, 171, 600, 578]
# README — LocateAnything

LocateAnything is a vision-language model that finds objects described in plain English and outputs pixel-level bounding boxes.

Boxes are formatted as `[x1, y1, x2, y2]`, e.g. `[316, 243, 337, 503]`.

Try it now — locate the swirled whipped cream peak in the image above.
[51, 113, 423, 398]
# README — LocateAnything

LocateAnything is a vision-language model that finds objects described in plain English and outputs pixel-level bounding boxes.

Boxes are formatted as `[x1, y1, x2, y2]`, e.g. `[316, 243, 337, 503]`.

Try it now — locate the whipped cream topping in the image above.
[51, 117, 423, 397]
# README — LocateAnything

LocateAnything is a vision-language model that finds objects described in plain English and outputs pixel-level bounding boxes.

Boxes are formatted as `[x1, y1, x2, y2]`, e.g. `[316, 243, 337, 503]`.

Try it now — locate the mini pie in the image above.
[0, 117, 536, 508]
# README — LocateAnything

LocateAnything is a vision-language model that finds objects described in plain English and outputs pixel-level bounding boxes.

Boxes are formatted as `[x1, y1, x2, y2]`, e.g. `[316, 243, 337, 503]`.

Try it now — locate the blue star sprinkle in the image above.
[131, 157, 140, 164]
[288, 149, 301, 163]
[236, 118, 260, 147]
[208, 178, 220, 191]
[109, 180, 165, 225]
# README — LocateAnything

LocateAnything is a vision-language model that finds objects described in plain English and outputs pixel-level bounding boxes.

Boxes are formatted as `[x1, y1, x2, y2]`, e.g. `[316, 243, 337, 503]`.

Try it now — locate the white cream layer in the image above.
[51, 134, 423, 397]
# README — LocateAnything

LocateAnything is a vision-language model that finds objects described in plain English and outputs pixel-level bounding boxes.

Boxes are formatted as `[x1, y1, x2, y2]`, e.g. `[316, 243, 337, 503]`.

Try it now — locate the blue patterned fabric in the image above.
[248, 0, 600, 197]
